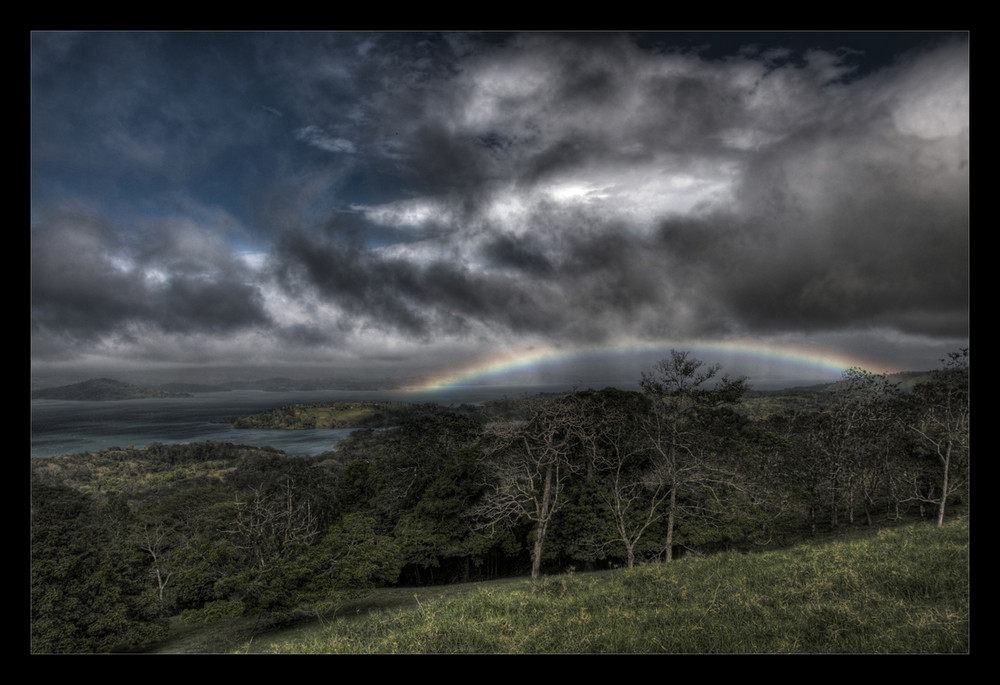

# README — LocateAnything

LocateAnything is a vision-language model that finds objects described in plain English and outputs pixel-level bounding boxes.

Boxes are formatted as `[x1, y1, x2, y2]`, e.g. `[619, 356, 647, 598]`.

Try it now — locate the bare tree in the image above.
[470, 394, 588, 579]
[228, 476, 319, 573]
[578, 389, 667, 568]
[140, 522, 175, 605]
[906, 349, 969, 527]
[829, 368, 906, 526]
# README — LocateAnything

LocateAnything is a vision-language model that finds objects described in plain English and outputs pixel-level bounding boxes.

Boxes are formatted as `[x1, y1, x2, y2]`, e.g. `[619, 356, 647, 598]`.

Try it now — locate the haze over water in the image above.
[31, 374, 836, 459]
[28, 386, 579, 459]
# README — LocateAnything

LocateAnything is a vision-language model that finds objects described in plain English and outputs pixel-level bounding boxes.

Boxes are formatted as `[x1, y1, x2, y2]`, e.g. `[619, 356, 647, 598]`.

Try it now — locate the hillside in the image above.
[155, 382, 232, 394]
[31, 377, 193, 401]
[152, 519, 969, 654]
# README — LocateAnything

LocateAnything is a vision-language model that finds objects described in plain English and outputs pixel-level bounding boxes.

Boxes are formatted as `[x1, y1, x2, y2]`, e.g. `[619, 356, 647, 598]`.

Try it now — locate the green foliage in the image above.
[547, 472, 615, 566]
[179, 476, 393, 625]
[31, 481, 167, 653]
[307, 514, 402, 602]
[182, 600, 245, 624]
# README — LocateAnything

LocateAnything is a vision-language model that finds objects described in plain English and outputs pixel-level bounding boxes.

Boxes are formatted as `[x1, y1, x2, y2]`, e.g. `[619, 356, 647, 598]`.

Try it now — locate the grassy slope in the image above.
[152, 518, 969, 654]
[229, 401, 415, 429]
[304, 403, 381, 428]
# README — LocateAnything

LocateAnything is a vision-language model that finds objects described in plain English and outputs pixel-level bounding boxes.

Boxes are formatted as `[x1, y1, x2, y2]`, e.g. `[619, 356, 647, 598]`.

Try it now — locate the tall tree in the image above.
[470, 393, 588, 579]
[764, 411, 834, 536]
[830, 368, 906, 526]
[639, 350, 749, 561]
[575, 388, 666, 568]
[906, 349, 970, 527]
[386, 414, 488, 583]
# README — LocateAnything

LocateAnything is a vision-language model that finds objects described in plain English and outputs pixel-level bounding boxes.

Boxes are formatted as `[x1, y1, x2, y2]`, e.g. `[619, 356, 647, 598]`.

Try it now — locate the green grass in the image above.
[201, 518, 966, 654]
[144, 519, 968, 653]
[231, 401, 400, 429]
[299, 403, 378, 428]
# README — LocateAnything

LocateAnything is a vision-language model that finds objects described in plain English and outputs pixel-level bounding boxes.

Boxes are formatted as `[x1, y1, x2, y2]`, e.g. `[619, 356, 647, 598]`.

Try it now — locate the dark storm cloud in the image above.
[482, 233, 554, 276]
[31, 31, 968, 375]
[273, 222, 431, 338]
[272, 206, 721, 348]
[31, 212, 272, 345]
[31, 214, 149, 335]
[705, 63, 970, 338]
[272, 220, 565, 340]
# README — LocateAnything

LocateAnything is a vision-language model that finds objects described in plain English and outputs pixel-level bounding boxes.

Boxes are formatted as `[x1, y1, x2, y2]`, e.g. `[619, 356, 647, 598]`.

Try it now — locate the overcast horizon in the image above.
[31, 32, 969, 391]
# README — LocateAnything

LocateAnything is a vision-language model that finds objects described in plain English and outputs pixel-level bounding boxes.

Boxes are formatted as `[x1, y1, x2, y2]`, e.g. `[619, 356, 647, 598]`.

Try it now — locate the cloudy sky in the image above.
[30, 32, 969, 388]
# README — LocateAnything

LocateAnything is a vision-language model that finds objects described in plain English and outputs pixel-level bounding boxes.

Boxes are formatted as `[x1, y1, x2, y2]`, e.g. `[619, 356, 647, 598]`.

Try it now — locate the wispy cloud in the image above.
[294, 125, 356, 154]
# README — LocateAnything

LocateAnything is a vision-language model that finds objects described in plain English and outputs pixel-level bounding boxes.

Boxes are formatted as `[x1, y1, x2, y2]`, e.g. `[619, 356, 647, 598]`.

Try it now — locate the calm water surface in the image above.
[30, 386, 574, 458]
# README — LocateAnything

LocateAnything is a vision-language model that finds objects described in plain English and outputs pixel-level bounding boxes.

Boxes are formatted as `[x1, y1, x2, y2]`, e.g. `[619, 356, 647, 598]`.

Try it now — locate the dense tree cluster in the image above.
[31, 350, 969, 652]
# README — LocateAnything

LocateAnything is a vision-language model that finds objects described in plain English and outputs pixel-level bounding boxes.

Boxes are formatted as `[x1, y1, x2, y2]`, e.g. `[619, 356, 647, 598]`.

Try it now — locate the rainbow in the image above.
[403, 339, 904, 394]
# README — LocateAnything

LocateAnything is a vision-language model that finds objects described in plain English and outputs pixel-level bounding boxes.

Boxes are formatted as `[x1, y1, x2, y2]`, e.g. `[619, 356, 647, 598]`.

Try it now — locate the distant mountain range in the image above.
[749, 370, 935, 396]
[31, 370, 939, 402]
[215, 376, 399, 392]
[30, 375, 403, 400]
[30, 378, 195, 401]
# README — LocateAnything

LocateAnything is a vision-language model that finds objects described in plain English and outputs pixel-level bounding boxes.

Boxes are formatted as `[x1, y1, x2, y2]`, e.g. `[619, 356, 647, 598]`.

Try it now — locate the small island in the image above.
[220, 401, 400, 430]
[218, 400, 488, 430]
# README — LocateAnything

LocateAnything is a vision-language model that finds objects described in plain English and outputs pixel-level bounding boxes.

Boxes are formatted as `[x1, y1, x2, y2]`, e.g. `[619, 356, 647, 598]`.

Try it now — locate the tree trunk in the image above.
[937, 444, 951, 527]
[830, 473, 839, 529]
[531, 463, 554, 579]
[664, 485, 676, 563]
[531, 528, 545, 579]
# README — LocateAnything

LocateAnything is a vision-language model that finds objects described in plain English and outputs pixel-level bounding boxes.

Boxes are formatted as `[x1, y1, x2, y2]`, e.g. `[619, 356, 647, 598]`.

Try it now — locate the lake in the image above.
[29, 385, 580, 458]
